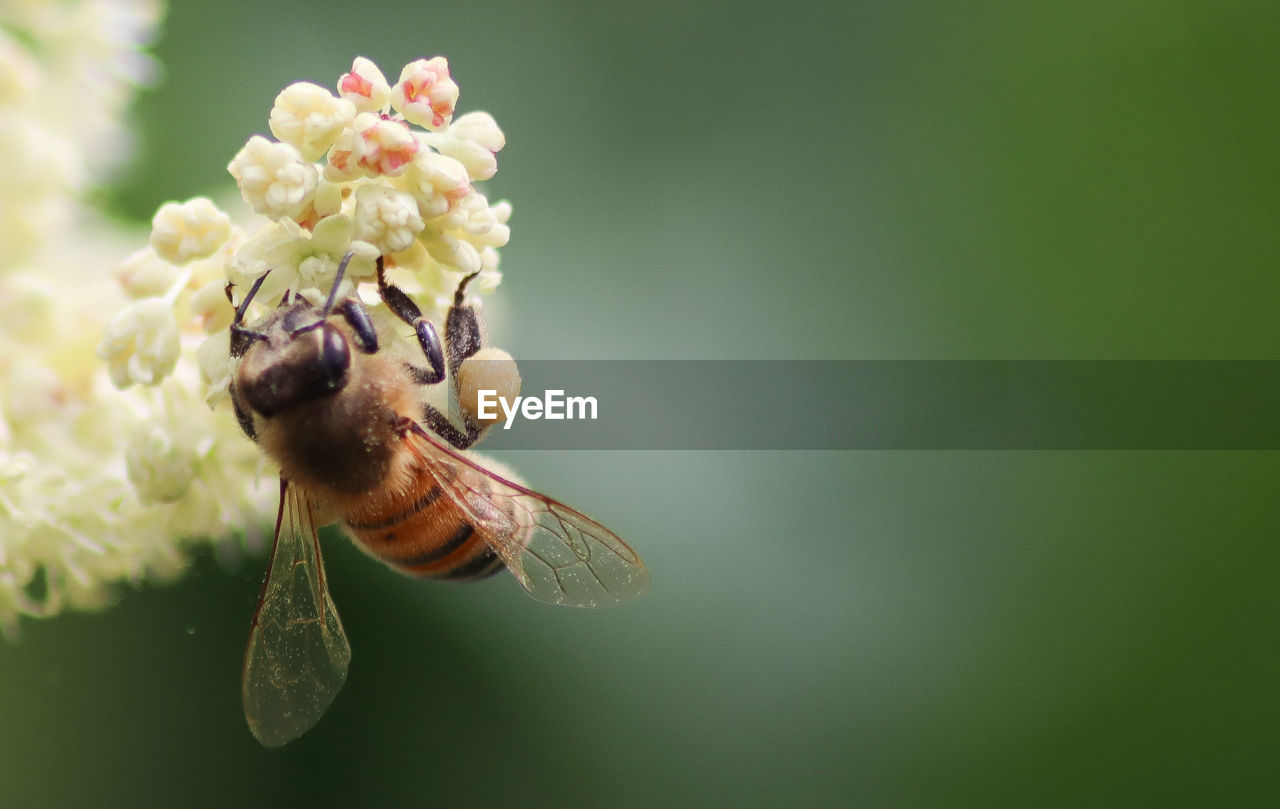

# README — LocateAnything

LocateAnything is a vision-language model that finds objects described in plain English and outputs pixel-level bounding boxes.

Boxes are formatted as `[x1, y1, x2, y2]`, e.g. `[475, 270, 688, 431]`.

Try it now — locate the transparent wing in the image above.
[407, 423, 649, 608]
[242, 480, 351, 747]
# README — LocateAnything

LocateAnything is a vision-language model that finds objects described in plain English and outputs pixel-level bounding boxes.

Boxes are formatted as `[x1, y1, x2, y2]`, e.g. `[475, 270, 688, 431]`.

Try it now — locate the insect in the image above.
[227, 253, 649, 747]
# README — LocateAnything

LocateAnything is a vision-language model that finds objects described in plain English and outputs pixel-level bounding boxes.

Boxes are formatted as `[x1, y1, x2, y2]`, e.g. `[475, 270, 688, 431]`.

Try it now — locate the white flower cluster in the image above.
[0, 0, 162, 269]
[1, 0, 274, 639]
[225, 55, 510, 308]
[0, 261, 273, 635]
[116, 56, 512, 411]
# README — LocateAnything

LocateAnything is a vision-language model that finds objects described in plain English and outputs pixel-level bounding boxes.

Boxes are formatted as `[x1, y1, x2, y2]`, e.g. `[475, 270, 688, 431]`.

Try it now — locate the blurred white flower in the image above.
[149, 197, 234, 264]
[0, 0, 272, 639]
[98, 293, 184, 388]
[0, 0, 162, 269]
[125, 421, 196, 504]
[113, 247, 180, 299]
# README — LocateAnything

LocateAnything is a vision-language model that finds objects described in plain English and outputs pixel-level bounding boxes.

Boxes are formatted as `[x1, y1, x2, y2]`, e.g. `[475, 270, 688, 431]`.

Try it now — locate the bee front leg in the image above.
[376, 257, 446, 385]
[335, 298, 379, 354]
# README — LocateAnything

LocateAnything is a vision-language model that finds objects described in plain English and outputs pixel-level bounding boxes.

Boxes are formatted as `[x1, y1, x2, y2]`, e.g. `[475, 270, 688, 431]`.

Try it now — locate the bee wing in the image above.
[408, 424, 650, 607]
[242, 480, 351, 747]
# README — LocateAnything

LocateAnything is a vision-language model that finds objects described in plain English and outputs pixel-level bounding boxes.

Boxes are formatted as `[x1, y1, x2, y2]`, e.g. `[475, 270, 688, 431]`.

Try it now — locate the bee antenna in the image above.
[322, 252, 354, 316]
[233, 272, 271, 328]
[230, 272, 272, 357]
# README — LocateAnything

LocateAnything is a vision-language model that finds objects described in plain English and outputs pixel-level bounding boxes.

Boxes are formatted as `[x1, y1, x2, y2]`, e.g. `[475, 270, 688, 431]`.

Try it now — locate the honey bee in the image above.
[227, 253, 648, 747]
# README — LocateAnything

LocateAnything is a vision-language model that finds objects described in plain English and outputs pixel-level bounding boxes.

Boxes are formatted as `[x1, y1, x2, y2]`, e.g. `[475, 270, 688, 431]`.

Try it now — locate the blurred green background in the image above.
[4, 0, 1280, 806]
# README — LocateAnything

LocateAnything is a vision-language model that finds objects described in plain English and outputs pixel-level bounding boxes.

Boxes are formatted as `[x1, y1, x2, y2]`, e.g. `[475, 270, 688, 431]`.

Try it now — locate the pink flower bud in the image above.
[354, 113, 419, 176]
[338, 56, 391, 113]
[392, 57, 459, 130]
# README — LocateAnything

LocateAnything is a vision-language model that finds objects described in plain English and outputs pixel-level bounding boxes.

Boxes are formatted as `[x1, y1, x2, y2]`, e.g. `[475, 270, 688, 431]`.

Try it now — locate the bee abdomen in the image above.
[343, 483, 504, 581]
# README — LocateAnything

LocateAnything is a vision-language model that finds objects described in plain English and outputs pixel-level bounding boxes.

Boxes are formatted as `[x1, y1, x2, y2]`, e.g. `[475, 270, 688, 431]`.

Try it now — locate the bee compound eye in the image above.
[319, 324, 351, 389]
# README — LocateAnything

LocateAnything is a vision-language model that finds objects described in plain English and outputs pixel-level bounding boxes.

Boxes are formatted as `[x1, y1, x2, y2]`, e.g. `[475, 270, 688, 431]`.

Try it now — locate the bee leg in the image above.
[335, 298, 379, 354]
[443, 271, 483, 374]
[376, 257, 446, 385]
[377, 261, 486, 450]
[421, 270, 492, 449]
[419, 404, 479, 449]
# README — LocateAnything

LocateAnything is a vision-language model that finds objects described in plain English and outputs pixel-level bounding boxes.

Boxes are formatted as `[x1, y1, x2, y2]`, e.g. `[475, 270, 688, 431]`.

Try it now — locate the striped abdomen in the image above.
[341, 466, 505, 582]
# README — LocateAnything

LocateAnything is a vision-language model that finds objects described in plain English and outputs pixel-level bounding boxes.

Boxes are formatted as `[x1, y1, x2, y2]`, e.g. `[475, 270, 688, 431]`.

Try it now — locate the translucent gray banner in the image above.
[456, 361, 1280, 450]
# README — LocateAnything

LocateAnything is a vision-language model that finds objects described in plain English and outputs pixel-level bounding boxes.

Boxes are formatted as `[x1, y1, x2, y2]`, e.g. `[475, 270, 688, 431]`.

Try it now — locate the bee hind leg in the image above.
[443, 271, 483, 374]
[424, 270, 490, 448]
[419, 403, 480, 449]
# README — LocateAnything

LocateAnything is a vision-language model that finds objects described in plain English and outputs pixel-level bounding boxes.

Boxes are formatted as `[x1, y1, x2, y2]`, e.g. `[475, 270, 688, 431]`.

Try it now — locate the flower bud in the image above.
[149, 198, 232, 264]
[228, 136, 319, 222]
[352, 183, 425, 254]
[353, 113, 418, 176]
[392, 57, 458, 130]
[98, 298, 182, 388]
[400, 151, 470, 219]
[113, 247, 179, 299]
[421, 232, 481, 275]
[195, 333, 232, 406]
[268, 82, 356, 162]
[434, 111, 504, 180]
[338, 57, 391, 113]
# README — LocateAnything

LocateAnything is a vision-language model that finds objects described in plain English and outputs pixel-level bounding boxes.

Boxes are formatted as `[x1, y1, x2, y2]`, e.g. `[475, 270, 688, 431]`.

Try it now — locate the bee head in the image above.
[231, 254, 363, 421]
[235, 301, 352, 418]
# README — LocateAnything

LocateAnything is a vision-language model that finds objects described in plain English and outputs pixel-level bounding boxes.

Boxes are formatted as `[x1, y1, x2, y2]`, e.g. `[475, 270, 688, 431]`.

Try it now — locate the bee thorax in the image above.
[258, 380, 405, 496]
